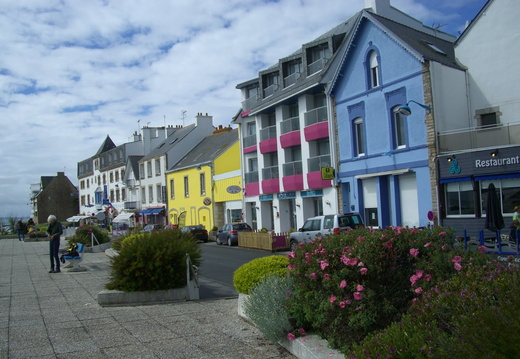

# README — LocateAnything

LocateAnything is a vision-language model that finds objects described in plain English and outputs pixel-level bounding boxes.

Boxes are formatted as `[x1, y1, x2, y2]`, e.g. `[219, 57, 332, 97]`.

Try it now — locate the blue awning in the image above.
[440, 176, 472, 184]
[474, 173, 520, 181]
[139, 209, 152, 215]
[149, 208, 164, 215]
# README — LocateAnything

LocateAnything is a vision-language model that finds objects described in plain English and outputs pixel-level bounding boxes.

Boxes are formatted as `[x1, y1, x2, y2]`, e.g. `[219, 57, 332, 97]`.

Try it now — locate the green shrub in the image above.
[285, 226, 489, 353]
[105, 230, 201, 292]
[70, 225, 110, 247]
[245, 275, 294, 343]
[233, 255, 289, 294]
[348, 259, 520, 358]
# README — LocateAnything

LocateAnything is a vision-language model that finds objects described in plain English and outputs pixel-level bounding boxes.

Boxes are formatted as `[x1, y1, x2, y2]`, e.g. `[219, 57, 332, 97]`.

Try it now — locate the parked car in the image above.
[289, 213, 364, 252]
[180, 225, 209, 242]
[216, 223, 253, 246]
[142, 224, 162, 233]
[163, 224, 179, 231]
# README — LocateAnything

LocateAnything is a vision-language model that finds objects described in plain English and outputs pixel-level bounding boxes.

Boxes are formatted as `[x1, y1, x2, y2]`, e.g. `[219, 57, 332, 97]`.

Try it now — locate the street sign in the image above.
[321, 167, 335, 180]
[427, 211, 435, 221]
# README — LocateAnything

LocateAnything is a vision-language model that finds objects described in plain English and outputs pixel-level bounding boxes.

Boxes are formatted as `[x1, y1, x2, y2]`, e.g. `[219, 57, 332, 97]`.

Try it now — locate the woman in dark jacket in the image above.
[46, 215, 63, 273]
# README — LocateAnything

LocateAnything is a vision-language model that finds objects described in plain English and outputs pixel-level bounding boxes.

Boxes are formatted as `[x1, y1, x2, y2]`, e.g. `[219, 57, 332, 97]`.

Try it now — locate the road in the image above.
[197, 242, 288, 299]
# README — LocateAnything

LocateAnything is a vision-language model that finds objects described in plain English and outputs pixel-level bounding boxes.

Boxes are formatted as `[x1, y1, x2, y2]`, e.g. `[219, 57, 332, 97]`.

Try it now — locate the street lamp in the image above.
[397, 100, 431, 116]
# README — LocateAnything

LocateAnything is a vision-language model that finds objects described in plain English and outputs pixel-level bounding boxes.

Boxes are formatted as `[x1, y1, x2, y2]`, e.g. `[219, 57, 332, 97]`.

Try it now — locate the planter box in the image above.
[238, 232, 290, 251]
[98, 286, 189, 307]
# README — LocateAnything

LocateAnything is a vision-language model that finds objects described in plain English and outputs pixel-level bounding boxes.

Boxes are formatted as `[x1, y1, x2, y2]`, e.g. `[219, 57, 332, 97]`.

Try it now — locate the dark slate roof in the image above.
[140, 124, 196, 161]
[126, 155, 143, 179]
[95, 135, 116, 156]
[40, 176, 54, 190]
[171, 129, 238, 170]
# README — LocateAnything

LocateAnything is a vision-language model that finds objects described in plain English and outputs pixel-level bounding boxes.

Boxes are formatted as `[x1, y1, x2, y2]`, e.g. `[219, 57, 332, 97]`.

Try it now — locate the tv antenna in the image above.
[181, 110, 187, 127]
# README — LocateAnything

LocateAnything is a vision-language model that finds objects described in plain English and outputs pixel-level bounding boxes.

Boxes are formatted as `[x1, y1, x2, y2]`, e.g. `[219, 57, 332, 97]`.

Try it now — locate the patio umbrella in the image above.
[484, 183, 505, 232]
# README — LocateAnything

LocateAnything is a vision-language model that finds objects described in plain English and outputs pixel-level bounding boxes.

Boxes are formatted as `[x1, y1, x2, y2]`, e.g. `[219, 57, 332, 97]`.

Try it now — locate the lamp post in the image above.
[397, 100, 431, 116]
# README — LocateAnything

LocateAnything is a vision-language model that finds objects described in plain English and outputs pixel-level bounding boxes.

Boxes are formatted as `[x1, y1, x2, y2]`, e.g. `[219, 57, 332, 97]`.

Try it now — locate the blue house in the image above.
[327, 10, 466, 228]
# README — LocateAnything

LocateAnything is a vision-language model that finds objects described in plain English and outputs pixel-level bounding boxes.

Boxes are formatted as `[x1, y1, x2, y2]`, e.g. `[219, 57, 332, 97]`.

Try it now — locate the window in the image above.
[170, 179, 175, 199]
[110, 172, 114, 183]
[200, 173, 206, 196]
[481, 178, 520, 215]
[121, 189, 125, 201]
[110, 189, 114, 203]
[116, 190, 120, 202]
[155, 159, 161, 176]
[147, 162, 152, 178]
[139, 164, 145, 179]
[247, 122, 256, 136]
[445, 181, 475, 216]
[307, 44, 330, 75]
[156, 184, 162, 203]
[475, 107, 501, 128]
[249, 158, 258, 172]
[141, 187, 146, 203]
[148, 185, 153, 203]
[369, 51, 379, 88]
[184, 176, 189, 198]
[115, 171, 119, 182]
[353, 117, 365, 156]
[392, 107, 406, 148]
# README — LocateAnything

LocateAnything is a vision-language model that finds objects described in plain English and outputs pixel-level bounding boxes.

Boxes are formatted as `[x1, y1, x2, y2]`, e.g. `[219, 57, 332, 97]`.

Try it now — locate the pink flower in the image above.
[424, 274, 432, 282]
[353, 292, 363, 300]
[360, 267, 368, 275]
[441, 245, 447, 251]
[287, 252, 296, 258]
[451, 256, 462, 263]
[383, 240, 393, 249]
[287, 265, 293, 270]
[320, 260, 329, 271]
[477, 245, 487, 253]
[339, 280, 347, 289]
[346, 299, 352, 305]
[410, 248, 419, 257]
[287, 333, 296, 340]
[305, 253, 310, 259]
[415, 270, 424, 278]
[410, 275, 418, 287]
[357, 261, 364, 267]
[340, 255, 348, 265]
[339, 301, 346, 308]
[356, 284, 364, 292]
[424, 242, 431, 247]
[356, 306, 362, 311]
[298, 328, 306, 336]
[309, 273, 317, 279]
[323, 274, 330, 280]
[454, 263, 462, 271]
[438, 231, 447, 236]
[414, 287, 423, 294]
[330, 295, 337, 303]
[285, 290, 291, 296]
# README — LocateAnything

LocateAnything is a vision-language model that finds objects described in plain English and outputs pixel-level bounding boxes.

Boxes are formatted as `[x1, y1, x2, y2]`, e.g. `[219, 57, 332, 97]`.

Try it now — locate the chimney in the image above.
[195, 112, 213, 127]
[364, 0, 391, 16]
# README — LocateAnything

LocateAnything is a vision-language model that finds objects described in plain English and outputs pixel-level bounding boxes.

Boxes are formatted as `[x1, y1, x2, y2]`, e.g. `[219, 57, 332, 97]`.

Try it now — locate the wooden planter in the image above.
[238, 232, 289, 251]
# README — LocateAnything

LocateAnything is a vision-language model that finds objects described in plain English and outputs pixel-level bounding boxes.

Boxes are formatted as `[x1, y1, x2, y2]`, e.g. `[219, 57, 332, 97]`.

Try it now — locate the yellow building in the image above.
[166, 128, 242, 230]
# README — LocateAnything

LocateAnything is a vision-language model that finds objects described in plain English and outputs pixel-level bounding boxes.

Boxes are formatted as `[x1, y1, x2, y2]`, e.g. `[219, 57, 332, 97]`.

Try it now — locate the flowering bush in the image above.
[285, 226, 488, 353]
[348, 259, 520, 358]
[70, 225, 110, 246]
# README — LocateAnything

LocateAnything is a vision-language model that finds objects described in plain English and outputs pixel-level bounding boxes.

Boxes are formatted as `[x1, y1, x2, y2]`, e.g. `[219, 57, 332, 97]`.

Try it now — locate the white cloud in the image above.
[0, 0, 484, 217]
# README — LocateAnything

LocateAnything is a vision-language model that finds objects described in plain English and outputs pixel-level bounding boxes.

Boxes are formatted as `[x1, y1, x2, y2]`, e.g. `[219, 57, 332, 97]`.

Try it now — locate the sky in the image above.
[0, 0, 488, 218]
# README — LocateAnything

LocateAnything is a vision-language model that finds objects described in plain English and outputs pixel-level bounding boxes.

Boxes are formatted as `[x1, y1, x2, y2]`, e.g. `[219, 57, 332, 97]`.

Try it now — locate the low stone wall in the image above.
[98, 287, 188, 307]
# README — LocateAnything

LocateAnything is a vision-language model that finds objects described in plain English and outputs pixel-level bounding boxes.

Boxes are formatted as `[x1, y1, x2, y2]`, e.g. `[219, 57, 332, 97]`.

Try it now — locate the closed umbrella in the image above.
[484, 183, 504, 233]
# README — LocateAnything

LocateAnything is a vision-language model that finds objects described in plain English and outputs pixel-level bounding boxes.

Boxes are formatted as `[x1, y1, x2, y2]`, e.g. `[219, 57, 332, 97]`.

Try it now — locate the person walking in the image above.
[15, 219, 25, 241]
[509, 206, 520, 243]
[46, 215, 63, 273]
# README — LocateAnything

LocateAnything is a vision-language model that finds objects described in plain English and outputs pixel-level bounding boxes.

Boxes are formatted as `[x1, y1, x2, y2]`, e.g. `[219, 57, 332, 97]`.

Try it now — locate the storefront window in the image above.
[480, 178, 520, 215]
[446, 181, 475, 216]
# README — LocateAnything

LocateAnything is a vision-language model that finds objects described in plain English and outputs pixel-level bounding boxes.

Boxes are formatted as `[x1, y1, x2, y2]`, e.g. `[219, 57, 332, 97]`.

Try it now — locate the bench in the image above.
[63, 243, 87, 272]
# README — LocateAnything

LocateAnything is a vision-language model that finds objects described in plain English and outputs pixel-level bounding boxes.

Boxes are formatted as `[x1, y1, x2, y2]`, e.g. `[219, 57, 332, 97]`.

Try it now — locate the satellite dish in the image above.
[96, 212, 106, 221]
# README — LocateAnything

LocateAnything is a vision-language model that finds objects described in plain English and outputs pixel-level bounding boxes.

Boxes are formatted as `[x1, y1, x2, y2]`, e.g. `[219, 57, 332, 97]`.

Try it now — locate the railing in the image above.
[307, 154, 331, 172]
[264, 84, 279, 98]
[284, 72, 300, 87]
[242, 94, 260, 111]
[124, 201, 140, 210]
[260, 125, 277, 141]
[126, 179, 136, 188]
[243, 134, 257, 148]
[262, 166, 279, 180]
[304, 106, 328, 127]
[308, 57, 328, 75]
[245, 171, 259, 184]
[283, 161, 303, 176]
[437, 122, 520, 153]
[281, 116, 300, 134]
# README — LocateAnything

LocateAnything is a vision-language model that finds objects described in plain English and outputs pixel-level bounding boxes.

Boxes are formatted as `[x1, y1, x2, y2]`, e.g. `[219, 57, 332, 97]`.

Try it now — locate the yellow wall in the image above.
[166, 139, 242, 230]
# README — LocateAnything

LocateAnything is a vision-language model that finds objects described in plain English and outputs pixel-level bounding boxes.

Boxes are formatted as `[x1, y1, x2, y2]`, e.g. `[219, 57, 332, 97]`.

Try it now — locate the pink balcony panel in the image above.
[307, 171, 332, 189]
[245, 182, 260, 196]
[262, 178, 280, 194]
[283, 175, 304, 192]
[280, 131, 301, 148]
[243, 145, 257, 154]
[304, 121, 329, 142]
[259, 138, 277, 154]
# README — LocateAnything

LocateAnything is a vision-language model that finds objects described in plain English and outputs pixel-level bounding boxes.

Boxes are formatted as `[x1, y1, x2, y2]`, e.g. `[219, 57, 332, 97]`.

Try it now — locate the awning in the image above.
[139, 209, 152, 215]
[440, 176, 472, 184]
[66, 215, 90, 222]
[474, 173, 520, 181]
[112, 213, 135, 222]
[355, 168, 411, 180]
[149, 208, 164, 215]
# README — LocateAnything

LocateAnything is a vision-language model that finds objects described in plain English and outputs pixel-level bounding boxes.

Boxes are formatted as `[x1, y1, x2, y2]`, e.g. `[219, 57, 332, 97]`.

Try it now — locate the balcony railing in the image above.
[304, 106, 328, 127]
[245, 171, 259, 184]
[264, 84, 279, 98]
[126, 179, 136, 188]
[260, 125, 277, 141]
[281, 116, 300, 134]
[284, 72, 300, 87]
[243, 134, 257, 148]
[124, 201, 140, 210]
[307, 154, 331, 173]
[437, 122, 520, 154]
[242, 94, 260, 111]
[308, 57, 329, 75]
[283, 161, 303, 176]
[262, 166, 279, 180]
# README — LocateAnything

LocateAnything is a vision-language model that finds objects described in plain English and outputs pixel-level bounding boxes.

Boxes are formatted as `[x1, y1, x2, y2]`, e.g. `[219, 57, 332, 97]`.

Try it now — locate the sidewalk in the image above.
[0, 238, 295, 359]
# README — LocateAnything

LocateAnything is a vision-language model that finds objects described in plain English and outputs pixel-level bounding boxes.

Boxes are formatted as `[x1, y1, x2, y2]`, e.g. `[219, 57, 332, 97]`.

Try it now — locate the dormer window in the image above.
[283, 60, 302, 87]
[369, 50, 379, 88]
[263, 73, 279, 98]
[307, 43, 330, 75]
